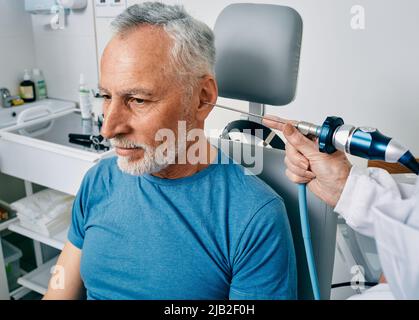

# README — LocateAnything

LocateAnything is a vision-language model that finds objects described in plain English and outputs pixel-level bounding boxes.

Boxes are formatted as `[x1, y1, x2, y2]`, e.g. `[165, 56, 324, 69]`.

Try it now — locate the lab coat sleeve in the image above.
[373, 203, 419, 299]
[334, 166, 416, 238]
[334, 166, 419, 299]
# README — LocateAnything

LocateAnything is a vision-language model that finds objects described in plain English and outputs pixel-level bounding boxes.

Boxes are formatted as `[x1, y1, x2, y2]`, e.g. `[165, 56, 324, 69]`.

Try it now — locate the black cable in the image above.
[331, 282, 378, 289]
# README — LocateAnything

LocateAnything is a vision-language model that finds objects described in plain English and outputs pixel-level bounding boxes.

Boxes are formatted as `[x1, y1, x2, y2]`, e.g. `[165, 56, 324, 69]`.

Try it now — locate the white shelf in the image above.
[0, 217, 18, 232]
[10, 283, 32, 300]
[8, 222, 67, 250]
[17, 257, 58, 295]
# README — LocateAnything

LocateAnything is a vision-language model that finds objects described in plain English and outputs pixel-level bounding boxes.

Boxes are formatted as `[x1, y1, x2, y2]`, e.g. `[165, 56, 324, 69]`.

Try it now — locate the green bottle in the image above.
[33, 68, 47, 100]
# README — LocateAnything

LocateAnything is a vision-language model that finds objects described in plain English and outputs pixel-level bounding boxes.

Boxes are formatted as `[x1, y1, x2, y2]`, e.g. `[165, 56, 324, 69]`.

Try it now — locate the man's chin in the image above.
[116, 155, 168, 176]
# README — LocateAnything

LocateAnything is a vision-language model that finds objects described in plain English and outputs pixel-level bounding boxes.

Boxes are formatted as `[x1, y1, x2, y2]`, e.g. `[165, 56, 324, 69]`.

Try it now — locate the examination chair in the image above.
[212, 3, 337, 300]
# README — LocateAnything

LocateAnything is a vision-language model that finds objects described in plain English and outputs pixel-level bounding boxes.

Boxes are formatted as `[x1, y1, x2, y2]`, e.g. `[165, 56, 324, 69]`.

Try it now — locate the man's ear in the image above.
[195, 76, 218, 122]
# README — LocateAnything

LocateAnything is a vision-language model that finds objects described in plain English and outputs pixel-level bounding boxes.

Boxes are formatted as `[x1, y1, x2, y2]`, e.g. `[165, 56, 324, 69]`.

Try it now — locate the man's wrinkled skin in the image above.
[100, 25, 218, 179]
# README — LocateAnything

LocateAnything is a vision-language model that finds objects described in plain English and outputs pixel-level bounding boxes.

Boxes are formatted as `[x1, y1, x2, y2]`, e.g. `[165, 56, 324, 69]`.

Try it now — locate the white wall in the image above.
[30, 0, 99, 102]
[95, 0, 419, 154]
[0, 0, 98, 103]
[0, 0, 36, 96]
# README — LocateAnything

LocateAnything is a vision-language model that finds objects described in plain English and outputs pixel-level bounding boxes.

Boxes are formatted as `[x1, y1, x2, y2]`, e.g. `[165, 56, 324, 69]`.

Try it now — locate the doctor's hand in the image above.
[263, 116, 352, 207]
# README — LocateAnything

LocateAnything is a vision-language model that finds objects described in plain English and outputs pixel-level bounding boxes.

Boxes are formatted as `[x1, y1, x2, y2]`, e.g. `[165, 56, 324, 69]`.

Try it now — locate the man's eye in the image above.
[101, 94, 111, 100]
[129, 98, 145, 106]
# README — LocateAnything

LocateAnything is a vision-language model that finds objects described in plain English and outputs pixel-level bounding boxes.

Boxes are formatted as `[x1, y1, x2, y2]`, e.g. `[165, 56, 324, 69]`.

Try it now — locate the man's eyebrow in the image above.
[98, 86, 110, 95]
[98, 86, 153, 97]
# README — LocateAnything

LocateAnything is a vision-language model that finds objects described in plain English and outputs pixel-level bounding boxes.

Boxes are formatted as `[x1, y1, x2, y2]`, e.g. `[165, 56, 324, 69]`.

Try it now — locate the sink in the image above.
[0, 108, 114, 195]
[0, 99, 75, 129]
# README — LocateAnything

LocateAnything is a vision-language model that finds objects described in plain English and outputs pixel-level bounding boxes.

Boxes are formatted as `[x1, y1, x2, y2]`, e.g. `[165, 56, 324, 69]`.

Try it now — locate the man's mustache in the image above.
[110, 136, 146, 149]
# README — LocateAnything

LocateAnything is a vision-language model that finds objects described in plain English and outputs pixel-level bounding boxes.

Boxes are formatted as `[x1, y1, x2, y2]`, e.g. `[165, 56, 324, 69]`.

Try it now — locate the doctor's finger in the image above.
[285, 143, 310, 170]
[284, 157, 316, 180]
[262, 115, 297, 131]
[283, 123, 318, 157]
[285, 169, 312, 184]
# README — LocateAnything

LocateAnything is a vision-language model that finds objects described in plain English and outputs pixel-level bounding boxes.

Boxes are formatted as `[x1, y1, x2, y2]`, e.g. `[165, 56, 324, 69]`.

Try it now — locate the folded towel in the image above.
[18, 214, 70, 237]
[11, 189, 74, 236]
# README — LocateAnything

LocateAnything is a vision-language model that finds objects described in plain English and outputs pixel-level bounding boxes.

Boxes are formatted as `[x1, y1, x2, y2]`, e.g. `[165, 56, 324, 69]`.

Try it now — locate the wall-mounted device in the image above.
[49, 4, 66, 30]
[57, 0, 88, 10]
[25, 0, 87, 12]
[24, 0, 87, 30]
[24, 0, 57, 13]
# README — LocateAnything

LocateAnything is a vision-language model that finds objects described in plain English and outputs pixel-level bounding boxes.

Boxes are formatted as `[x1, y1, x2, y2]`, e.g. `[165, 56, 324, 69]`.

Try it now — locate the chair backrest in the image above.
[213, 3, 337, 299]
[214, 3, 303, 106]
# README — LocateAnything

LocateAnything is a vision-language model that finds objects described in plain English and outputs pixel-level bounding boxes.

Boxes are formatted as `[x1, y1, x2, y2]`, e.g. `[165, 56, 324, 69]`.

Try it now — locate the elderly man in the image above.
[44, 2, 296, 300]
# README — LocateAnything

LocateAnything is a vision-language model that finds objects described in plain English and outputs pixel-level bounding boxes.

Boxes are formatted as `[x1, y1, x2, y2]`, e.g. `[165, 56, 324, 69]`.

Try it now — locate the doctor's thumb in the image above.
[283, 123, 318, 157]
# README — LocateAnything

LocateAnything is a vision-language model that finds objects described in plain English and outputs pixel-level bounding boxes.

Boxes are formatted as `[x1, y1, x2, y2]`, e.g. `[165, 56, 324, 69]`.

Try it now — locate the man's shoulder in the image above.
[215, 156, 284, 210]
[75, 156, 121, 206]
[82, 156, 119, 185]
[218, 156, 278, 192]
[91, 156, 116, 172]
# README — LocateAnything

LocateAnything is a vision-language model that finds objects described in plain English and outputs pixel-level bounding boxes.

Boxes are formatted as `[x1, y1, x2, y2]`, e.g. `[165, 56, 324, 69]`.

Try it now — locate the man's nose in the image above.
[101, 100, 130, 139]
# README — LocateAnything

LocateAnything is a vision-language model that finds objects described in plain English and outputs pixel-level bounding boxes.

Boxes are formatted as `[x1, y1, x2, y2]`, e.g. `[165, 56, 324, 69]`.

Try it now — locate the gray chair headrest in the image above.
[214, 3, 303, 106]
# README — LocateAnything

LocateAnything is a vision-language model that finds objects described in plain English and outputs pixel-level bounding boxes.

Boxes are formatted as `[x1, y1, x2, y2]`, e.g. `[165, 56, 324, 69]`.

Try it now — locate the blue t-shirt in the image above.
[68, 151, 296, 300]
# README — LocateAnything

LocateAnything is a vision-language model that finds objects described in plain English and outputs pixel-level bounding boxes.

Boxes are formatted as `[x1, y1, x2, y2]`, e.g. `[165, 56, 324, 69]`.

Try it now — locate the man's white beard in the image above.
[110, 137, 184, 176]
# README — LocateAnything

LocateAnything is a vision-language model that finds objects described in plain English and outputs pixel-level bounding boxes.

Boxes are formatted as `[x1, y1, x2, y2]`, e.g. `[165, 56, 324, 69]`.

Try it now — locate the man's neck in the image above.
[151, 140, 218, 180]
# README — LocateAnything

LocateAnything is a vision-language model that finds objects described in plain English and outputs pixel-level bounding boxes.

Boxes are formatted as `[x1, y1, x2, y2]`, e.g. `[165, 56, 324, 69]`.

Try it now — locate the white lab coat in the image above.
[334, 166, 419, 299]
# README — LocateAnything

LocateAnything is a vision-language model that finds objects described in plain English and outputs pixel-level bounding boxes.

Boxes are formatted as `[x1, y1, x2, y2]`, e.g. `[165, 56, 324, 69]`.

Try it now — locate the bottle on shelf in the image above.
[79, 73, 93, 119]
[19, 69, 36, 103]
[33, 68, 48, 100]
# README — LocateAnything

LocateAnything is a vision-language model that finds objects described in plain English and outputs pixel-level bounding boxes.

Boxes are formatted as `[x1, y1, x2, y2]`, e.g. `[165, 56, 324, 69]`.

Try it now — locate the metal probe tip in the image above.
[204, 101, 296, 127]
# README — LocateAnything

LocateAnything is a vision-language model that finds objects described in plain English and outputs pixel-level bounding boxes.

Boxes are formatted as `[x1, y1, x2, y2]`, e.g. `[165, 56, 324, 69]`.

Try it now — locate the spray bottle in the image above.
[79, 73, 92, 119]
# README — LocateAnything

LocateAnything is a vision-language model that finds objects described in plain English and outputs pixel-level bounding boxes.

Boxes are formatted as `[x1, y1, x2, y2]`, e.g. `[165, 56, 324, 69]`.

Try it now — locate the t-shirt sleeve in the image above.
[229, 197, 297, 300]
[67, 176, 89, 250]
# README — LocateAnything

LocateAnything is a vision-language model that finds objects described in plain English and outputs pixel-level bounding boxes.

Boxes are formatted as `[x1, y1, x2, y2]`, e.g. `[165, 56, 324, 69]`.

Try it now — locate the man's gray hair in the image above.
[112, 2, 215, 86]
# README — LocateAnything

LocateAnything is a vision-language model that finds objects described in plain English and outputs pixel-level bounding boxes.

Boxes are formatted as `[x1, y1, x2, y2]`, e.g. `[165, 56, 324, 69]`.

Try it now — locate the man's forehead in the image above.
[103, 25, 172, 62]
[100, 26, 175, 92]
